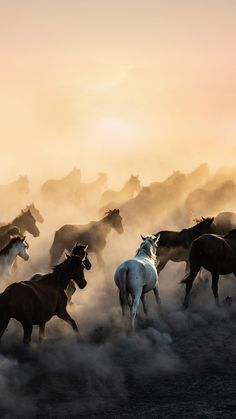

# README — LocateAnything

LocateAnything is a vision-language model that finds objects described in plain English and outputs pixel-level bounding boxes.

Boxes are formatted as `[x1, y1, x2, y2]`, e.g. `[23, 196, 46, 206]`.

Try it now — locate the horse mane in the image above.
[136, 241, 157, 263]
[52, 254, 84, 274]
[0, 235, 23, 255]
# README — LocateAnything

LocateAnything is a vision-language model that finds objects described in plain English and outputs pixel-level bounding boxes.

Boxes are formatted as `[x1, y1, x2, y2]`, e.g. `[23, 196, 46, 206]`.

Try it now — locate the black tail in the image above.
[119, 267, 129, 307]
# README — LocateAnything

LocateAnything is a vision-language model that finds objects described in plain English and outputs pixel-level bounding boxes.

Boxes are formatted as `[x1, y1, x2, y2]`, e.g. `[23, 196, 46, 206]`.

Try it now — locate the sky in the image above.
[1, 0, 236, 185]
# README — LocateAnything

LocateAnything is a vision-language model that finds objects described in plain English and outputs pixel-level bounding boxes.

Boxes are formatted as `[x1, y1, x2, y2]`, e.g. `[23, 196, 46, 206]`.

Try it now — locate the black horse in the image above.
[181, 230, 236, 308]
[154, 217, 216, 274]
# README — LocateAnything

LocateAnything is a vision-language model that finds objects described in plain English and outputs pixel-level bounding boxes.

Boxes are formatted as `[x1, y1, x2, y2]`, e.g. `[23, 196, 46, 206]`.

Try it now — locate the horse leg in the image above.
[0, 315, 10, 342]
[39, 324, 45, 342]
[153, 286, 161, 305]
[22, 323, 33, 345]
[141, 293, 148, 316]
[157, 259, 168, 275]
[57, 309, 79, 334]
[130, 291, 142, 332]
[182, 266, 200, 309]
[211, 272, 220, 306]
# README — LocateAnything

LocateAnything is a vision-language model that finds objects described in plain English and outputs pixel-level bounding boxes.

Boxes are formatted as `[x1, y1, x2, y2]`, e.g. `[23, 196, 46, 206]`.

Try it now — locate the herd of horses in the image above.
[1, 165, 236, 343]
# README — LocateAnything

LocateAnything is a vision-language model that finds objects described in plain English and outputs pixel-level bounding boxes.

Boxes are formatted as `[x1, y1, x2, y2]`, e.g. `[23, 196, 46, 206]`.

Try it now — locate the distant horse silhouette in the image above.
[0, 175, 29, 196]
[0, 245, 90, 344]
[114, 235, 160, 332]
[181, 230, 236, 308]
[0, 176, 29, 216]
[50, 209, 124, 267]
[100, 175, 141, 208]
[41, 168, 81, 204]
[185, 180, 236, 216]
[155, 217, 216, 275]
[73, 172, 108, 208]
[0, 236, 29, 276]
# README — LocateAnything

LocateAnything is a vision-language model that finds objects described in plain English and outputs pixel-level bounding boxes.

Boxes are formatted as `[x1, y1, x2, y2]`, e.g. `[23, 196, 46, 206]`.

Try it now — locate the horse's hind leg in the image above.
[22, 322, 33, 345]
[141, 293, 148, 315]
[0, 315, 10, 342]
[153, 285, 161, 305]
[130, 291, 142, 332]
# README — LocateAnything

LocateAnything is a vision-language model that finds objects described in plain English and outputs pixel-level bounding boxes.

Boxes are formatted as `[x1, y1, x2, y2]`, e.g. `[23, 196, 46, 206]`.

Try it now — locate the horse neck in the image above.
[136, 250, 155, 264]
[52, 264, 77, 289]
[12, 215, 26, 233]
[99, 217, 113, 236]
[188, 223, 207, 241]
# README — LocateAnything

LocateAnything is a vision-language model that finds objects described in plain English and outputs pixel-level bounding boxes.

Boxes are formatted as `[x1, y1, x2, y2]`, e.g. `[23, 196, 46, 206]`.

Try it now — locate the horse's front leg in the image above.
[22, 322, 33, 345]
[57, 309, 80, 334]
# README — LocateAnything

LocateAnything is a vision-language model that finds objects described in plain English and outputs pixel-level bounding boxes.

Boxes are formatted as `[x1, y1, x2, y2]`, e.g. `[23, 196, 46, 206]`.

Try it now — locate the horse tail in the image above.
[49, 228, 65, 266]
[118, 267, 129, 308]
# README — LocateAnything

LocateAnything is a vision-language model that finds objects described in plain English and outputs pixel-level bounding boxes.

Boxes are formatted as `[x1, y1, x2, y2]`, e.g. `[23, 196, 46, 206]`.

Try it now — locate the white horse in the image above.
[114, 235, 160, 332]
[0, 236, 29, 276]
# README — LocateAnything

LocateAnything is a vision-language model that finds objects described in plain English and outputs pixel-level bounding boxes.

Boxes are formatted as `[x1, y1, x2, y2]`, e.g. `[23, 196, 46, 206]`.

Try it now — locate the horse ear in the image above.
[65, 253, 71, 259]
[140, 234, 146, 241]
[201, 216, 206, 221]
[84, 245, 88, 251]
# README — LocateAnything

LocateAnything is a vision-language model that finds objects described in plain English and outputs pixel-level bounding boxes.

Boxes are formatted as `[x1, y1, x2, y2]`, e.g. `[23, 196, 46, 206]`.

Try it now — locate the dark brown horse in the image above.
[181, 230, 236, 308]
[0, 246, 91, 344]
[0, 208, 41, 240]
[50, 209, 124, 267]
[154, 217, 216, 275]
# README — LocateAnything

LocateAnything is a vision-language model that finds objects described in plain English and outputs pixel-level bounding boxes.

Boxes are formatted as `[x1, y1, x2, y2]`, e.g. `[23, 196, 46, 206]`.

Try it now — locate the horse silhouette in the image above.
[155, 217, 216, 275]
[100, 175, 141, 209]
[181, 230, 236, 308]
[50, 209, 124, 267]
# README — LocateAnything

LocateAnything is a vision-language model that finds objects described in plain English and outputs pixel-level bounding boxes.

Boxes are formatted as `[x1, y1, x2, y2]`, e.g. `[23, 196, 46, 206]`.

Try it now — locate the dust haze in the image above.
[0, 159, 236, 417]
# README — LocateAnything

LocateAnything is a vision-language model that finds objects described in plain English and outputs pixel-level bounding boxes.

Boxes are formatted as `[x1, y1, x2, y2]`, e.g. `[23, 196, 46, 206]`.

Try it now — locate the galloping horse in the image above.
[181, 230, 236, 308]
[0, 236, 29, 276]
[50, 209, 124, 267]
[100, 175, 141, 208]
[154, 217, 216, 275]
[0, 245, 91, 344]
[114, 235, 160, 332]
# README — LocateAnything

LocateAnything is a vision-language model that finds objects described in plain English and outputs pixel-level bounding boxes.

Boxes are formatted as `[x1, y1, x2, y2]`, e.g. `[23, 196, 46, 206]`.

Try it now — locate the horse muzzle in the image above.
[78, 279, 87, 289]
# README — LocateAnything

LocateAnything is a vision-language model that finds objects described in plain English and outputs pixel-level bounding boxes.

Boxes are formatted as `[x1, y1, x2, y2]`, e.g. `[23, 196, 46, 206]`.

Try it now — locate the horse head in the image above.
[105, 209, 124, 234]
[26, 203, 44, 224]
[71, 243, 92, 270]
[65, 252, 89, 289]
[21, 209, 40, 237]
